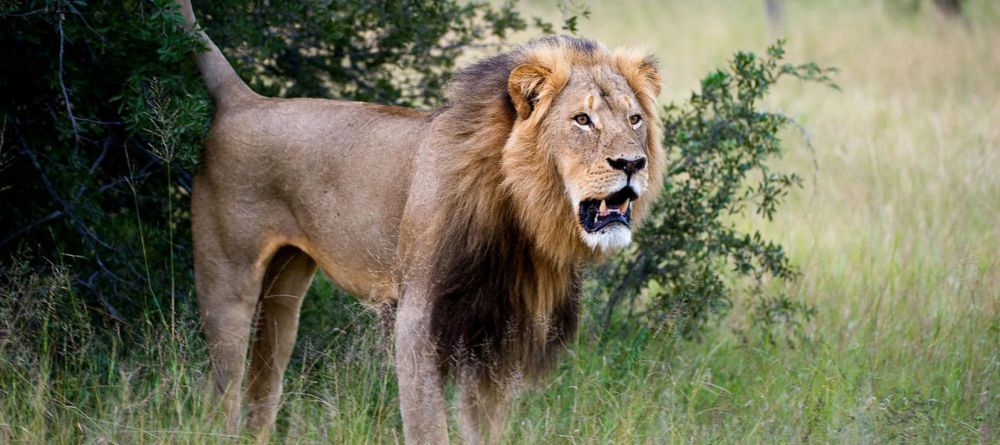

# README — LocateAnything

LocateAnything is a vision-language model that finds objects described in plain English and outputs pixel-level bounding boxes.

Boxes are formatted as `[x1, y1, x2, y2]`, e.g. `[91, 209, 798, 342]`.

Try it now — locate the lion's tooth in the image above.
[599, 199, 607, 216]
[620, 199, 630, 213]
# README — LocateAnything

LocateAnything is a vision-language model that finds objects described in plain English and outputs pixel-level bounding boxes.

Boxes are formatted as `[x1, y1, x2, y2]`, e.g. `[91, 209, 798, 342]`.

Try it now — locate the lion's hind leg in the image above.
[193, 175, 280, 435]
[245, 246, 317, 439]
[193, 234, 264, 434]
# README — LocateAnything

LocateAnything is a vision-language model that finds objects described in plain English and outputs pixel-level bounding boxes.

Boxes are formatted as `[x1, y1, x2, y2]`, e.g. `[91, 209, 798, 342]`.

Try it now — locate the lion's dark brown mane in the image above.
[427, 37, 601, 379]
[429, 217, 581, 378]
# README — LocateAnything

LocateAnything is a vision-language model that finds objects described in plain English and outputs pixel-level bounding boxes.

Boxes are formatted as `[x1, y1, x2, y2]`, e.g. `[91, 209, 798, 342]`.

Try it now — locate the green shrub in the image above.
[0, 0, 539, 332]
[0, 1, 829, 348]
[596, 41, 835, 336]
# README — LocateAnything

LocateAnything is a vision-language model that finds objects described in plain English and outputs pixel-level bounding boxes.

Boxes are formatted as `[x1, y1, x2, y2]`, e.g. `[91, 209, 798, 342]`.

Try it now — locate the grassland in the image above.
[2, 0, 999, 443]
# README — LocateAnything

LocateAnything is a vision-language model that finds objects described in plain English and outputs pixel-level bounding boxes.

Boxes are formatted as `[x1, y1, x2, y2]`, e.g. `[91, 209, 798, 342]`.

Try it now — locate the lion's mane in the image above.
[428, 36, 664, 379]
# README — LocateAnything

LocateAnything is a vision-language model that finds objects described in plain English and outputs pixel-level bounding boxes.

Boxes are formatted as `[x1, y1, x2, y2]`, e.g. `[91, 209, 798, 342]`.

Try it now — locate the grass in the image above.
[2, 0, 999, 443]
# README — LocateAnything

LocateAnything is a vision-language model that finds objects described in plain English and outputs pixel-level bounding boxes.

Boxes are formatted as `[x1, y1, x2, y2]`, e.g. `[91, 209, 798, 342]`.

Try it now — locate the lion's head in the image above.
[430, 36, 665, 375]
[497, 36, 665, 261]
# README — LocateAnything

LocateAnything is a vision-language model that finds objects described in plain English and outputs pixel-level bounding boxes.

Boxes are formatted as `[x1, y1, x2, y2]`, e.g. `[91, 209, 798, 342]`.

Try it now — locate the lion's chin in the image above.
[580, 224, 633, 253]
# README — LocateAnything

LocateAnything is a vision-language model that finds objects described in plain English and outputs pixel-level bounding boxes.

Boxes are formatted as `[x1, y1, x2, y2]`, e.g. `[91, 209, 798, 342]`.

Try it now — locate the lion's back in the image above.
[197, 96, 430, 299]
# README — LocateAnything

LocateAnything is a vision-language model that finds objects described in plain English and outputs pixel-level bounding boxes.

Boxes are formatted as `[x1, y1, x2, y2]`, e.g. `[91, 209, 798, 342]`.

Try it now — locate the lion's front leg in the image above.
[457, 368, 513, 445]
[395, 288, 449, 444]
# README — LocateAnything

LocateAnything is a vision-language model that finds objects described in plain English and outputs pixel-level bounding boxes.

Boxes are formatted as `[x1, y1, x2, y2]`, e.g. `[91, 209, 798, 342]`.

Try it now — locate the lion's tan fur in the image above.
[177, 1, 663, 443]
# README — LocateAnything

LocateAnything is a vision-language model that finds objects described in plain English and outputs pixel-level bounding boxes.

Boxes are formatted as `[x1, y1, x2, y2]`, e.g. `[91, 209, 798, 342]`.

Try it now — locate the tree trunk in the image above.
[933, 0, 963, 17]
[765, 0, 784, 34]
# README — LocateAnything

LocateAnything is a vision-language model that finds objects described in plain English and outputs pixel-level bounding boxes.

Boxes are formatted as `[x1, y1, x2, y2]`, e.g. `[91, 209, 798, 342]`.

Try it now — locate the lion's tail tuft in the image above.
[175, 0, 256, 108]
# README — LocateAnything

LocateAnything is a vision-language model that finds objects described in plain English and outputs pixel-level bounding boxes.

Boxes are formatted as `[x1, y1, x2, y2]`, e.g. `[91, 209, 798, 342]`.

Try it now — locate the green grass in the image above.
[2, 0, 999, 443]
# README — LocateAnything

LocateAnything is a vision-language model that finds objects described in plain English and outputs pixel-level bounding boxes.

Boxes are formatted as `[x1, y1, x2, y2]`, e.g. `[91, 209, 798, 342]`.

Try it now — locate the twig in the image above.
[60, 1, 104, 44]
[17, 134, 111, 249]
[3, 148, 154, 250]
[97, 163, 156, 194]
[0, 210, 64, 250]
[1, 8, 47, 18]
[92, 252, 135, 290]
[82, 272, 127, 323]
[601, 252, 648, 331]
[88, 137, 111, 174]
[56, 3, 80, 144]
[75, 116, 120, 125]
[0, 115, 10, 192]
[786, 116, 819, 194]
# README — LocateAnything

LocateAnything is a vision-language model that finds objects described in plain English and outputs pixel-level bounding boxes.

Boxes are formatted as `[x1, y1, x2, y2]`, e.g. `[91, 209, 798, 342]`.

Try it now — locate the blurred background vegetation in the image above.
[1, 0, 998, 443]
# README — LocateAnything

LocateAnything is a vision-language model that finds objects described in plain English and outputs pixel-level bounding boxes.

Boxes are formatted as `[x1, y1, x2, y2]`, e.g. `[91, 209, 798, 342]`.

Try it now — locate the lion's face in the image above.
[501, 41, 663, 261]
[545, 66, 655, 252]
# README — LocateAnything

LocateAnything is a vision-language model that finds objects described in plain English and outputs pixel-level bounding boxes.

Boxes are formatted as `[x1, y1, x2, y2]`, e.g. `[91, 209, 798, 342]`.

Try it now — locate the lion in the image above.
[176, 0, 664, 443]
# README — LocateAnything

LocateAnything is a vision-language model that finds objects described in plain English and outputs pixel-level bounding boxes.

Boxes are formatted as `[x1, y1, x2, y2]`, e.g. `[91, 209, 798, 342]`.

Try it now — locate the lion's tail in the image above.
[175, 0, 255, 108]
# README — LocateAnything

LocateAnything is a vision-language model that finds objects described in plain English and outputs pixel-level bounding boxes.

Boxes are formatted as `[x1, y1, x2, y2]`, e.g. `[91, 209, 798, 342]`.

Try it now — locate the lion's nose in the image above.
[607, 157, 646, 177]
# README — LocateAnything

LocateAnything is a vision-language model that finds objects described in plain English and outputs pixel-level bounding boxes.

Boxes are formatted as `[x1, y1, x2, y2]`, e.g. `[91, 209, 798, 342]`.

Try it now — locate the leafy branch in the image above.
[600, 41, 837, 336]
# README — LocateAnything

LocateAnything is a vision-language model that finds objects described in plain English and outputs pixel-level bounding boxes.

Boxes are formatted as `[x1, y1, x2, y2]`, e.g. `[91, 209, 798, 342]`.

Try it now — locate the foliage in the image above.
[190, 0, 531, 106]
[0, 0, 539, 329]
[597, 41, 837, 336]
[0, 1, 995, 442]
[1, 0, 828, 348]
[0, 254, 92, 368]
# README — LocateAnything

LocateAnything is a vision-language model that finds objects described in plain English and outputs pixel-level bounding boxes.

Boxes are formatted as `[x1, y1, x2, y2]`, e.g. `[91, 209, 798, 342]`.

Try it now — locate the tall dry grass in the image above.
[1, 1, 997, 443]
[506, 0, 1000, 442]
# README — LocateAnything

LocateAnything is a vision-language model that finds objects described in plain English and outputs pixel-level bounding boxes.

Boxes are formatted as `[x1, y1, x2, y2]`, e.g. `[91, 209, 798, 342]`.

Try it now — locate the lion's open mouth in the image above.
[578, 187, 638, 233]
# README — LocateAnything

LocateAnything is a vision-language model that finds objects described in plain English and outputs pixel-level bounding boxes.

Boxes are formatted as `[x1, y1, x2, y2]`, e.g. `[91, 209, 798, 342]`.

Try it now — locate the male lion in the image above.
[176, 1, 664, 443]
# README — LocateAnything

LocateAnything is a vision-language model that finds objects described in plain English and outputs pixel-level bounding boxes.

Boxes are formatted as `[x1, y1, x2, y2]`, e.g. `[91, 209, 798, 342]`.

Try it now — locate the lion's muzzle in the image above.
[578, 186, 638, 233]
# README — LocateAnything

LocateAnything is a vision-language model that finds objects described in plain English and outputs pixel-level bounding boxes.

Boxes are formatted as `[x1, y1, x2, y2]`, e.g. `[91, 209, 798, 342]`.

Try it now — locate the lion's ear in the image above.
[617, 53, 662, 100]
[508, 63, 552, 120]
[636, 57, 662, 98]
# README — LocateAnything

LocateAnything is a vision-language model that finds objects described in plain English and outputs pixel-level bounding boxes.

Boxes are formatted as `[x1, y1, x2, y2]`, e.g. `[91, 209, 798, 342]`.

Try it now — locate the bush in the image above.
[0, 0, 540, 332]
[596, 41, 835, 336]
[1, 1, 830, 347]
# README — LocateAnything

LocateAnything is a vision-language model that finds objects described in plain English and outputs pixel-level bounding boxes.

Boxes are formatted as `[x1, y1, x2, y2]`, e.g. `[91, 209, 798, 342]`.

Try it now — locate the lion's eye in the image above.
[629, 114, 642, 127]
[573, 114, 592, 126]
